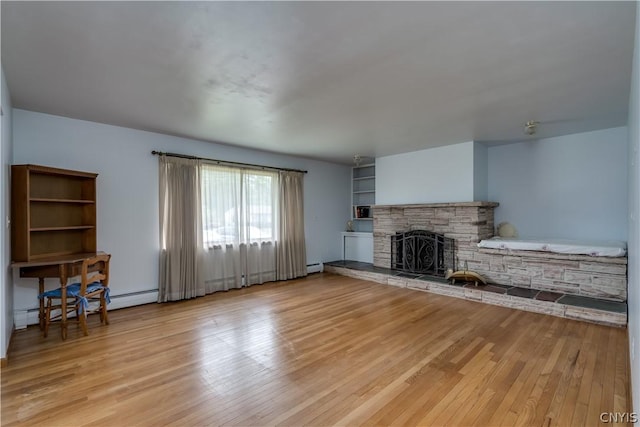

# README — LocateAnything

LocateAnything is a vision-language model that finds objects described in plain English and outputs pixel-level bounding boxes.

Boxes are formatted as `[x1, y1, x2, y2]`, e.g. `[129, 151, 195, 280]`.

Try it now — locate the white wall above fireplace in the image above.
[376, 141, 487, 205]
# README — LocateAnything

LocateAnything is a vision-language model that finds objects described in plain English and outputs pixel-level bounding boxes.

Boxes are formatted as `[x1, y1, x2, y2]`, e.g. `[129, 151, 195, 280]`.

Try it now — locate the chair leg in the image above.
[100, 293, 109, 325]
[43, 298, 51, 338]
[78, 309, 89, 336]
[98, 297, 104, 323]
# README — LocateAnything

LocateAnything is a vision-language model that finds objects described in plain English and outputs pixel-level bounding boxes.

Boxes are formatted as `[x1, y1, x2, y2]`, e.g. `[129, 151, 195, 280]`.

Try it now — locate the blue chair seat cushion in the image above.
[39, 282, 110, 314]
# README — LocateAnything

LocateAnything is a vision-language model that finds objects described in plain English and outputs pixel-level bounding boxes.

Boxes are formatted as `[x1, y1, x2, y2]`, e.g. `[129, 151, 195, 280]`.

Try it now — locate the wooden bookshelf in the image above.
[11, 164, 98, 262]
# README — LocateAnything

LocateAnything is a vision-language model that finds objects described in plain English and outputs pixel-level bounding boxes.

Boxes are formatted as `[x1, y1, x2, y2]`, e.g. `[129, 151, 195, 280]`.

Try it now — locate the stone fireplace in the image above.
[373, 202, 498, 270]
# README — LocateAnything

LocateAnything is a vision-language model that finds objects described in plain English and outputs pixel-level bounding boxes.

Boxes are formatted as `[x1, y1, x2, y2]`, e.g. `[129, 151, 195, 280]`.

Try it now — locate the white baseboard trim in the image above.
[15, 290, 159, 328]
[307, 263, 324, 274]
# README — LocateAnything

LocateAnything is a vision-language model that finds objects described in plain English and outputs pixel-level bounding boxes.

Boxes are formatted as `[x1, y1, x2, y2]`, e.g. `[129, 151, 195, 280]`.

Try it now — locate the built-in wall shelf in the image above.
[351, 163, 375, 233]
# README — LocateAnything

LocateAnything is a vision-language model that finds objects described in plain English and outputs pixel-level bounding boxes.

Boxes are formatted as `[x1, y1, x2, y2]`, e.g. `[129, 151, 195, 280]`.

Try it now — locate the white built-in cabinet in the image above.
[342, 232, 373, 263]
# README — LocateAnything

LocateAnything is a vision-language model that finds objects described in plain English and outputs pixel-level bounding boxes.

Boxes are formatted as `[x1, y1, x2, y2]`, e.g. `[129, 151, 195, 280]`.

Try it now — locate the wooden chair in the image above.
[40, 254, 111, 338]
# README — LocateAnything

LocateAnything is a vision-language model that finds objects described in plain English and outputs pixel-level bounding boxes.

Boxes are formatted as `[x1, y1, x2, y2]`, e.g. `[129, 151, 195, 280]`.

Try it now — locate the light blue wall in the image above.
[1, 66, 14, 359]
[376, 141, 476, 205]
[473, 142, 488, 201]
[487, 127, 628, 240]
[12, 109, 351, 315]
[626, 2, 639, 416]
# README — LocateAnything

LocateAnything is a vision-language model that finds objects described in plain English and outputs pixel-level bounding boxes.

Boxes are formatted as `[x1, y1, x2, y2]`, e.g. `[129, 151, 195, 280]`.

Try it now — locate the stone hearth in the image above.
[324, 260, 627, 327]
[328, 201, 629, 326]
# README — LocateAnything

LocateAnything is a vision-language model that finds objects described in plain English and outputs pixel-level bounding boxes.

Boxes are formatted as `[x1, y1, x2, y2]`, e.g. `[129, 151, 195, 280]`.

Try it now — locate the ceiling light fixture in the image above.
[524, 120, 539, 136]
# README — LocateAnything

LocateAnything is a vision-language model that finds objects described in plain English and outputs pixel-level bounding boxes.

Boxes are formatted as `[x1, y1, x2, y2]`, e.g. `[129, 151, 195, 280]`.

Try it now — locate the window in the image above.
[201, 164, 278, 247]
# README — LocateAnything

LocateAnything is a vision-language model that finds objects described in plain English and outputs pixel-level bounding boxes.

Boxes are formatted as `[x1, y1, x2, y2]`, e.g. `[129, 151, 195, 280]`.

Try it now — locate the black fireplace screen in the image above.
[391, 230, 454, 276]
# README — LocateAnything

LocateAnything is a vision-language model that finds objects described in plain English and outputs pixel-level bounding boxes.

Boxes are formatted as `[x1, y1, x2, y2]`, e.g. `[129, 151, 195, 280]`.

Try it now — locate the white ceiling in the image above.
[1, 1, 636, 164]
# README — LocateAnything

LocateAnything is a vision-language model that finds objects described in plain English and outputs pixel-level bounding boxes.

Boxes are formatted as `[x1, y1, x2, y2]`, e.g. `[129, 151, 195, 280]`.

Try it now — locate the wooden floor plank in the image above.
[0, 272, 631, 426]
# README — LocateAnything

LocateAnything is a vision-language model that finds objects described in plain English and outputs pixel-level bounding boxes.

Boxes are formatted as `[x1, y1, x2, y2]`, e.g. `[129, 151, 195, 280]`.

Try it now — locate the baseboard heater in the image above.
[15, 289, 159, 329]
[15, 266, 324, 329]
[307, 263, 324, 274]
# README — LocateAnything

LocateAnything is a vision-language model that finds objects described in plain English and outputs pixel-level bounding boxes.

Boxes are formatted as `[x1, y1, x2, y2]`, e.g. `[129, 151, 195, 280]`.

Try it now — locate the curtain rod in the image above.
[151, 151, 308, 174]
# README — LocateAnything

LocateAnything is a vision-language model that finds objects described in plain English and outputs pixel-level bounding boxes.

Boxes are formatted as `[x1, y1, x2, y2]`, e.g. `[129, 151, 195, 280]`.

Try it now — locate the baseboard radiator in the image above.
[15, 263, 324, 328]
[15, 289, 159, 329]
[307, 263, 324, 274]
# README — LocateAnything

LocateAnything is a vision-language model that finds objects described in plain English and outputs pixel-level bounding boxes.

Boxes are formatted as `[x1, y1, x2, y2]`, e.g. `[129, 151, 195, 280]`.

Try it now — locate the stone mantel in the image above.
[373, 201, 499, 209]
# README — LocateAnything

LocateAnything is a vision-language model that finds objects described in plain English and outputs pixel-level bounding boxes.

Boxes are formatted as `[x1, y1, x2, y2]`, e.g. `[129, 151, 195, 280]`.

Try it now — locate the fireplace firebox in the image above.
[391, 230, 454, 276]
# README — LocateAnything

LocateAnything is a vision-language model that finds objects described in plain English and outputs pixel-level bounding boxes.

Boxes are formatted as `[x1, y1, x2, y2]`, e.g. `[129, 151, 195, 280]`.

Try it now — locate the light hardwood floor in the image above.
[1, 273, 632, 426]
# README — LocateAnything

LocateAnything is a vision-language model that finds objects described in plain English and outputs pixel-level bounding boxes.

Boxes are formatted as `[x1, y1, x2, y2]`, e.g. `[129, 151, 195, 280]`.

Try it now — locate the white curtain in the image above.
[198, 164, 278, 291]
[276, 171, 307, 280]
[158, 158, 306, 301]
[158, 156, 205, 302]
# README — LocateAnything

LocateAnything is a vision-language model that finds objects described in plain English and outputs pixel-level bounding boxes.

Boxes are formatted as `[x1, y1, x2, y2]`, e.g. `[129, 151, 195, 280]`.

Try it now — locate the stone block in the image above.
[449, 216, 475, 224]
[429, 283, 465, 298]
[456, 250, 476, 261]
[464, 287, 483, 301]
[447, 232, 477, 241]
[580, 283, 626, 301]
[466, 260, 489, 271]
[503, 256, 523, 266]
[509, 274, 531, 287]
[481, 292, 514, 309]
[543, 280, 581, 294]
[405, 208, 435, 218]
[482, 272, 513, 286]
[372, 273, 393, 285]
[579, 262, 627, 275]
[588, 274, 627, 301]
[564, 306, 626, 327]
[473, 251, 497, 262]
[591, 273, 627, 288]
[510, 296, 566, 317]
[531, 278, 556, 292]
[407, 279, 429, 291]
[563, 270, 593, 284]
[455, 241, 478, 250]
[489, 263, 506, 272]
[423, 218, 450, 227]
[435, 207, 456, 218]
[506, 266, 529, 276]
[455, 207, 479, 218]
[387, 277, 407, 288]
[542, 267, 564, 280]
[506, 265, 542, 282]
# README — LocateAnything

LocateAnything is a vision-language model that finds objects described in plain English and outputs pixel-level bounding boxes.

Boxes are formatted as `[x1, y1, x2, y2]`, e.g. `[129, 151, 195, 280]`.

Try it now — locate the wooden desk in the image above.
[11, 252, 107, 339]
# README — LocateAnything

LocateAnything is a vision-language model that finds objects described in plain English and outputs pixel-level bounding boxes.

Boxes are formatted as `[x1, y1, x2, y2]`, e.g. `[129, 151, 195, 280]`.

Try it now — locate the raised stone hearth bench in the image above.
[470, 248, 627, 301]
[324, 261, 627, 327]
